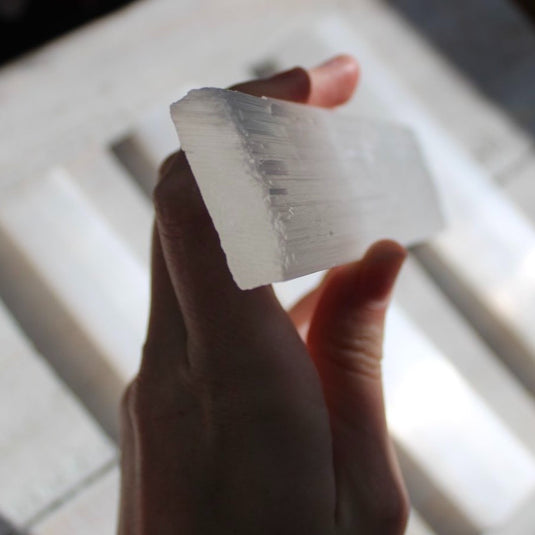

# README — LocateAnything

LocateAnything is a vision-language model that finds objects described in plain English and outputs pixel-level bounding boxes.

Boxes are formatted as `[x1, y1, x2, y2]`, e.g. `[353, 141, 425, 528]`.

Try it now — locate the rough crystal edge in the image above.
[171, 89, 284, 289]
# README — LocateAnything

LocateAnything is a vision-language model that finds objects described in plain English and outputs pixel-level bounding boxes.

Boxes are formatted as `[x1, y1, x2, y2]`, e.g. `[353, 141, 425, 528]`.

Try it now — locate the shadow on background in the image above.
[385, 0, 535, 140]
[0, 514, 26, 535]
[0, 0, 137, 65]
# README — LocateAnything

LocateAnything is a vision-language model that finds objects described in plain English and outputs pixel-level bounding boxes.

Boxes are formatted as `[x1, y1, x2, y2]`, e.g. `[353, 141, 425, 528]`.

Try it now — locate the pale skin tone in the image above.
[119, 55, 410, 534]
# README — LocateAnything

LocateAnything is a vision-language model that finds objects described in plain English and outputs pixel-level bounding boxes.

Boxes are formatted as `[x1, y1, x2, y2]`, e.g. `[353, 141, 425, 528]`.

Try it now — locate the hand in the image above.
[119, 56, 409, 535]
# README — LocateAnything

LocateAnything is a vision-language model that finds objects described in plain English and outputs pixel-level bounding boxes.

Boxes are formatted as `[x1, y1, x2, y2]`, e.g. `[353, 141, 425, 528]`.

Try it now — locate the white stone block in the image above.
[171, 88, 443, 289]
[33, 467, 119, 535]
[0, 168, 149, 437]
[384, 307, 535, 530]
[0, 299, 114, 527]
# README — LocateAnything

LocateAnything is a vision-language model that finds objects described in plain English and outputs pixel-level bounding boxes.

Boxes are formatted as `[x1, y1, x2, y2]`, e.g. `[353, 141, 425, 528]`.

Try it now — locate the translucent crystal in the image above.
[171, 88, 443, 290]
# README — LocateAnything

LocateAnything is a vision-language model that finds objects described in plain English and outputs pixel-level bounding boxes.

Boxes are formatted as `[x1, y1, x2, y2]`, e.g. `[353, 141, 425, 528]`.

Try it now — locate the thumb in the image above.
[307, 240, 409, 531]
[308, 240, 406, 386]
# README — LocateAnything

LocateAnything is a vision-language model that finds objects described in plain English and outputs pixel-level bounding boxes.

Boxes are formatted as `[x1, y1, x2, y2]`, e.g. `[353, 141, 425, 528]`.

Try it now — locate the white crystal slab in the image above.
[171, 88, 443, 289]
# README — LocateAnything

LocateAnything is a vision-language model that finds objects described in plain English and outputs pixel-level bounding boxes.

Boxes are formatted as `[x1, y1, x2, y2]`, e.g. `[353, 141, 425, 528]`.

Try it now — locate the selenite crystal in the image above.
[170, 88, 443, 290]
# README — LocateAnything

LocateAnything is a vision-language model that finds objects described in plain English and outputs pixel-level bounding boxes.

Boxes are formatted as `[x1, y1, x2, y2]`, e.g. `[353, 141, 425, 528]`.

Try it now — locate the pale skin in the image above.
[119, 55, 410, 534]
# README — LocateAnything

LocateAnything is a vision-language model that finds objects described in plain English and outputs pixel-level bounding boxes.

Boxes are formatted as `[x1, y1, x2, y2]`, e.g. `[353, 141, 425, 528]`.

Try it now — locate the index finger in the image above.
[152, 56, 360, 361]
[231, 55, 359, 108]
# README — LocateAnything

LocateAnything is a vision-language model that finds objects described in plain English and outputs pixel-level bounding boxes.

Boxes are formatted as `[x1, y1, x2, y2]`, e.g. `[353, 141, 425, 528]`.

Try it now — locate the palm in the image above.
[119, 56, 408, 535]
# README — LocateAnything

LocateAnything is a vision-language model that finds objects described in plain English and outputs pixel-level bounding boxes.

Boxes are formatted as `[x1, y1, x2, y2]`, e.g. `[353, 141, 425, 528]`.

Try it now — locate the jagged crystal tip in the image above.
[170, 88, 443, 290]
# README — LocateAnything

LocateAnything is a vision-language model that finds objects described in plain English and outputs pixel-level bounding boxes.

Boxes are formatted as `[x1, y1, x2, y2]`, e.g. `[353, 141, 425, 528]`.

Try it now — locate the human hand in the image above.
[119, 56, 409, 535]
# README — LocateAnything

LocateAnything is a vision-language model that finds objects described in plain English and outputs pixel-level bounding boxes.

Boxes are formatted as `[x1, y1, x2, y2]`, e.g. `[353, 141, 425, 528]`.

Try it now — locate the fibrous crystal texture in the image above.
[171, 88, 443, 289]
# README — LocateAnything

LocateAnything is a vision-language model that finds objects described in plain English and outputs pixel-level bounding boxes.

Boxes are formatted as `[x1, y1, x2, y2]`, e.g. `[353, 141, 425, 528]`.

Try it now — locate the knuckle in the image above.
[120, 378, 140, 420]
[152, 177, 187, 242]
[321, 328, 383, 380]
[120, 375, 154, 423]
[367, 486, 410, 534]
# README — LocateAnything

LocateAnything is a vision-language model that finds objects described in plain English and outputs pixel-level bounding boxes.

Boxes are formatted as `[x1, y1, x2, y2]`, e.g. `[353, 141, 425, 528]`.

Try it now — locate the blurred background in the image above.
[1, 1, 534, 534]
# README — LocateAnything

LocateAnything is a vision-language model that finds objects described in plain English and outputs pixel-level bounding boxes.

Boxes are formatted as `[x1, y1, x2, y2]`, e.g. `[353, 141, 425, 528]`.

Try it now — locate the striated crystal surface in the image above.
[171, 88, 443, 289]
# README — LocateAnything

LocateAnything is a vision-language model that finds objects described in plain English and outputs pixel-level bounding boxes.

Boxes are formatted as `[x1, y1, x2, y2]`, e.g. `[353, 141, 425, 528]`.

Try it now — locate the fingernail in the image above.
[316, 56, 345, 69]
[313, 55, 357, 74]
